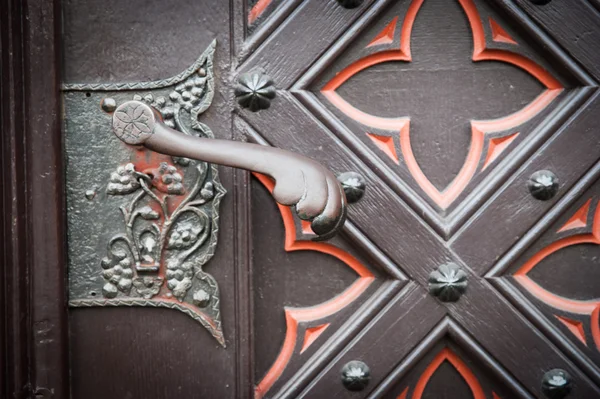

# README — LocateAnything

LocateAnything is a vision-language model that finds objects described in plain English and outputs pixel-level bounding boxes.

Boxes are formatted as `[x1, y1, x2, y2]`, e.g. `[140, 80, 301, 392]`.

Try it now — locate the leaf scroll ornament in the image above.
[70, 41, 228, 346]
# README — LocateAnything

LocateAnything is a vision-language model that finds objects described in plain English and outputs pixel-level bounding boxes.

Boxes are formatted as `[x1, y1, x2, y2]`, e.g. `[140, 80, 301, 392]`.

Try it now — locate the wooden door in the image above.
[2, 0, 600, 398]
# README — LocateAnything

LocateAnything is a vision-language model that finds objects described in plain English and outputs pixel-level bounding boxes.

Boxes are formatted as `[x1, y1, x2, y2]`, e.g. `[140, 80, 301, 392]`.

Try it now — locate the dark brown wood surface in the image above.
[1, 0, 68, 397]
[3, 0, 600, 398]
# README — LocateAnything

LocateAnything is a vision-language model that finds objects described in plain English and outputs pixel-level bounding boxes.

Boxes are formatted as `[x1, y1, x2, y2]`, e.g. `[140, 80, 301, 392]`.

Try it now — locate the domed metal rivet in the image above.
[341, 360, 370, 391]
[528, 170, 559, 201]
[542, 369, 572, 399]
[337, 172, 366, 203]
[429, 262, 468, 302]
[193, 289, 211, 308]
[85, 189, 96, 200]
[101, 97, 117, 113]
[235, 71, 276, 112]
[336, 0, 364, 9]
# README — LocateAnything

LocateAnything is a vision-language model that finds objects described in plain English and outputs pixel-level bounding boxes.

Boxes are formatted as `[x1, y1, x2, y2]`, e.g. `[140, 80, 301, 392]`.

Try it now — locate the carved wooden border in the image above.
[370, 318, 531, 399]
[253, 172, 376, 398]
[0, 0, 68, 397]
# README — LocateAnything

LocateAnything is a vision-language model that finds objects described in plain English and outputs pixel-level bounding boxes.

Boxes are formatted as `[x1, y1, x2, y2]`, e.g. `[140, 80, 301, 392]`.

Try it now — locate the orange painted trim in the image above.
[367, 133, 400, 164]
[300, 220, 314, 235]
[591, 305, 600, 351]
[322, 0, 423, 92]
[301, 323, 330, 353]
[368, 16, 399, 48]
[471, 89, 561, 133]
[489, 18, 517, 45]
[396, 387, 409, 399]
[412, 348, 485, 399]
[400, 123, 484, 209]
[515, 202, 600, 315]
[460, 0, 561, 90]
[321, 0, 562, 209]
[558, 199, 592, 233]
[482, 132, 519, 171]
[322, 51, 411, 92]
[248, 0, 273, 25]
[555, 315, 588, 345]
[321, 90, 410, 131]
[253, 173, 375, 399]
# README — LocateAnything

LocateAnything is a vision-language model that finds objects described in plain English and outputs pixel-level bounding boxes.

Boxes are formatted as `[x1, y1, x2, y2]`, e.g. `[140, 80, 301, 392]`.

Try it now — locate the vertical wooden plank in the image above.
[0, 0, 68, 397]
[233, 164, 254, 398]
[0, 1, 31, 396]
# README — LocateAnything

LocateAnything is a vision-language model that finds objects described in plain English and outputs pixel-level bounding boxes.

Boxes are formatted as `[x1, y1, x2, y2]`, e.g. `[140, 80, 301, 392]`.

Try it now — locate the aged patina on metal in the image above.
[541, 369, 572, 399]
[340, 360, 371, 391]
[64, 41, 228, 346]
[528, 170, 559, 201]
[337, 171, 366, 203]
[110, 99, 347, 238]
[63, 40, 347, 347]
[428, 262, 468, 302]
[234, 70, 276, 112]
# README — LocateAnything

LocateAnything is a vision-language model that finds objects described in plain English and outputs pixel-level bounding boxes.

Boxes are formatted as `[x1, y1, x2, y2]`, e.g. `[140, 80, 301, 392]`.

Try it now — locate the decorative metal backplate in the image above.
[64, 40, 227, 346]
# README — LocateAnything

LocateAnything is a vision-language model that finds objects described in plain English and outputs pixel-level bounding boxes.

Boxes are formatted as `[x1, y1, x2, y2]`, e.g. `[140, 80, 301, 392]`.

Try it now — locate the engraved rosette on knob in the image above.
[111, 100, 347, 240]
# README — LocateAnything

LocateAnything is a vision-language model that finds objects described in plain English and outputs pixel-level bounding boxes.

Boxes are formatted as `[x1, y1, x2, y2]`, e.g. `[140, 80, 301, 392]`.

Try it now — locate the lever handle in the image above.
[112, 100, 347, 240]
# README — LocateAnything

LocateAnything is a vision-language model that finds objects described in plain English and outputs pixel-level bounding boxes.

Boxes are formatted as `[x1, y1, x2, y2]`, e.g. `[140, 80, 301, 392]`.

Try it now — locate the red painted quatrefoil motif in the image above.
[322, 0, 563, 210]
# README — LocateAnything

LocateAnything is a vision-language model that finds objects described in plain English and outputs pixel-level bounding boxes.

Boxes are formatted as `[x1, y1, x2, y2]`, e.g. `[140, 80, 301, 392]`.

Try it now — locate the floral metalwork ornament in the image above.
[65, 41, 228, 346]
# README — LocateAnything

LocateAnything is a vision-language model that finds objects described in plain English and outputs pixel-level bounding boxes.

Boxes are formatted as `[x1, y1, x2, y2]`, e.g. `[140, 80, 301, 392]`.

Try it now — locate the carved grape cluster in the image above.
[193, 288, 211, 308]
[169, 71, 207, 113]
[155, 162, 184, 194]
[135, 93, 176, 128]
[101, 251, 134, 298]
[107, 163, 140, 195]
[133, 276, 163, 299]
[168, 222, 204, 249]
[166, 259, 194, 301]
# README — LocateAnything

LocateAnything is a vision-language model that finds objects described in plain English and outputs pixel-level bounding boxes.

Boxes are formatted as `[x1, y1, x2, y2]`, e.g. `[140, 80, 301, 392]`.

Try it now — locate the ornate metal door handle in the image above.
[112, 100, 347, 240]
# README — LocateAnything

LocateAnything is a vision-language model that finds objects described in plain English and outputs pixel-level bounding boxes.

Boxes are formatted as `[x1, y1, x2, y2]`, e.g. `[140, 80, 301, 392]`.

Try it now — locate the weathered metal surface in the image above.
[110, 99, 348, 240]
[64, 41, 228, 346]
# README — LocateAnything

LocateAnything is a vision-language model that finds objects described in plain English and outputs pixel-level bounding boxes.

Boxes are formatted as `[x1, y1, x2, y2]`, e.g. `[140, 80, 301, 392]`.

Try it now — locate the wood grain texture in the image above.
[238, 120, 407, 397]
[64, 0, 247, 397]
[233, 166, 254, 399]
[238, 0, 380, 88]
[295, 284, 446, 398]
[452, 88, 600, 274]
[507, 0, 600, 81]
[294, 0, 591, 237]
[448, 273, 600, 397]
[57, 0, 600, 396]
[371, 319, 534, 399]
[490, 175, 600, 382]
[235, 97, 451, 286]
[1, 0, 68, 397]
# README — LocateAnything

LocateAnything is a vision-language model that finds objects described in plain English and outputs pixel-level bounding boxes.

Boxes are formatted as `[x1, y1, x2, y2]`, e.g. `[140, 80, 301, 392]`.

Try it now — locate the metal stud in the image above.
[101, 97, 117, 113]
[429, 263, 468, 302]
[337, 172, 366, 203]
[235, 71, 276, 112]
[336, 0, 364, 8]
[542, 369, 572, 399]
[341, 360, 371, 391]
[528, 170, 559, 201]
